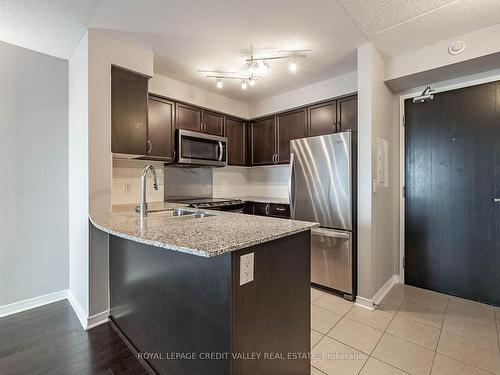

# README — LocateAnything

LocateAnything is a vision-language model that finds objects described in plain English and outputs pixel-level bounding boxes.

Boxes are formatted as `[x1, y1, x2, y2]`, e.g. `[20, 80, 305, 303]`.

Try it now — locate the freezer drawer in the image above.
[311, 228, 352, 294]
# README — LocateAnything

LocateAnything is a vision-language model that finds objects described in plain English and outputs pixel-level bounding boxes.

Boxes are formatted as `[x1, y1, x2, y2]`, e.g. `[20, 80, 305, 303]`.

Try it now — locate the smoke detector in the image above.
[448, 41, 465, 55]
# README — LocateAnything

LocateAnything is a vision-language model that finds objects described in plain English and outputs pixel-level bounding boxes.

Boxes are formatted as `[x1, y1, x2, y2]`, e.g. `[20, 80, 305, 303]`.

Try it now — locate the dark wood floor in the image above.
[0, 301, 147, 375]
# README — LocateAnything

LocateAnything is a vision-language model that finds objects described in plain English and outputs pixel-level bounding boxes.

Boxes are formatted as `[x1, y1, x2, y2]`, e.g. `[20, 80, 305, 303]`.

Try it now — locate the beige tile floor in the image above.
[310, 284, 500, 375]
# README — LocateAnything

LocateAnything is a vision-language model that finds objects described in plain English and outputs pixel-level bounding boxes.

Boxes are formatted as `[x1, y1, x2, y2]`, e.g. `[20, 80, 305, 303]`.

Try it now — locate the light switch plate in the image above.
[240, 252, 254, 285]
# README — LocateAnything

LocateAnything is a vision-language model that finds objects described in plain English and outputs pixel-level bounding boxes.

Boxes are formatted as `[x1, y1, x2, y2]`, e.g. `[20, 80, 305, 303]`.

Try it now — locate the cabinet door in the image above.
[225, 117, 246, 166]
[308, 100, 336, 137]
[277, 109, 306, 164]
[176, 103, 202, 132]
[337, 95, 357, 132]
[202, 110, 224, 136]
[111, 66, 149, 155]
[251, 117, 276, 165]
[147, 95, 175, 161]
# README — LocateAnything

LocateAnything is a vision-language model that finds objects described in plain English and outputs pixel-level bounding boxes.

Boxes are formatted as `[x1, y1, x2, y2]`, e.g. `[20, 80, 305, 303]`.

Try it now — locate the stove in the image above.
[168, 197, 245, 212]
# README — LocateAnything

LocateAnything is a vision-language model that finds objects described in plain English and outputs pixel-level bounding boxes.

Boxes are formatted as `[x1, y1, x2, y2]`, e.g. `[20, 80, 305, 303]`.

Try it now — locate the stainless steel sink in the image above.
[147, 208, 216, 219]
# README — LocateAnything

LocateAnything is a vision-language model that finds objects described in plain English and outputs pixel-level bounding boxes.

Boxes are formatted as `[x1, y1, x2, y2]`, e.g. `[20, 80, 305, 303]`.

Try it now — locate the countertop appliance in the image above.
[168, 197, 244, 212]
[290, 132, 356, 300]
[176, 129, 227, 167]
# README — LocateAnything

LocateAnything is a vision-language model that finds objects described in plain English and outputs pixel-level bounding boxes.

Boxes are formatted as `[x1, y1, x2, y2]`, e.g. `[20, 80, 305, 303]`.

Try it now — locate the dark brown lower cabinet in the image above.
[109, 232, 311, 375]
[245, 202, 290, 219]
[147, 95, 175, 161]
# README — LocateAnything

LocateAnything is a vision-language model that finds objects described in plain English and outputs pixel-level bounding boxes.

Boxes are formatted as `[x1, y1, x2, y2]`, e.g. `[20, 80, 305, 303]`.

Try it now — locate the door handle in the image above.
[289, 152, 295, 217]
[217, 141, 224, 161]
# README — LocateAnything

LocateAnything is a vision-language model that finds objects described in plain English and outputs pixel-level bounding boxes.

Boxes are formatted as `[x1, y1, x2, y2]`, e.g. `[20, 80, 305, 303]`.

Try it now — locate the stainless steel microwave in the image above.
[176, 129, 227, 167]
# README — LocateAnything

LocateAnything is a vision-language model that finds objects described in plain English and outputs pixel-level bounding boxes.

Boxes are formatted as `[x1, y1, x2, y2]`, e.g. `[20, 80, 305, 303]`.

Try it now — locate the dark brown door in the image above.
[225, 117, 246, 166]
[405, 81, 500, 306]
[202, 110, 224, 136]
[251, 117, 276, 165]
[111, 66, 149, 155]
[147, 95, 175, 162]
[308, 100, 336, 136]
[337, 95, 357, 132]
[276, 109, 306, 164]
[176, 103, 202, 132]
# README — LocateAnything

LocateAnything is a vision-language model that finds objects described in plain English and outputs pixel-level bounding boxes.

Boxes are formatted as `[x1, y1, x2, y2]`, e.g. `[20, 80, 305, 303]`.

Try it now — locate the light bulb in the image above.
[241, 80, 248, 90]
[261, 60, 270, 75]
[249, 77, 256, 86]
[216, 79, 223, 89]
[289, 60, 297, 73]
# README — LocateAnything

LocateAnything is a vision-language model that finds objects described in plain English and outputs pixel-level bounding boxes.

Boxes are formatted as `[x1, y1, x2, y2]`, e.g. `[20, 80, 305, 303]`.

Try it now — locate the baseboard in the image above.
[355, 296, 375, 310]
[67, 290, 88, 329]
[355, 274, 399, 310]
[373, 274, 399, 305]
[0, 290, 68, 318]
[87, 310, 109, 329]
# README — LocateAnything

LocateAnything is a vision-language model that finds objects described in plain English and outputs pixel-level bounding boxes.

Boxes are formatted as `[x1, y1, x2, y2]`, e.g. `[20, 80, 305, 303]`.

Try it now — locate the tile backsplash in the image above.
[112, 160, 291, 205]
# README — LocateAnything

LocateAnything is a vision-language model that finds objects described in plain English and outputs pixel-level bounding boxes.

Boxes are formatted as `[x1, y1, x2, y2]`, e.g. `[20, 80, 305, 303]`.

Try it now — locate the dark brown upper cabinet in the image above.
[111, 66, 149, 155]
[202, 110, 224, 136]
[175, 103, 202, 132]
[225, 117, 246, 166]
[251, 116, 276, 165]
[307, 100, 337, 137]
[337, 95, 358, 132]
[147, 95, 175, 162]
[276, 109, 307, 164]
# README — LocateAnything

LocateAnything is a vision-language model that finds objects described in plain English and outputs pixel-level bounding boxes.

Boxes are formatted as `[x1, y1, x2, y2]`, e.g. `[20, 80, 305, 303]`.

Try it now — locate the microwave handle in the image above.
[217, 141, 223, 161]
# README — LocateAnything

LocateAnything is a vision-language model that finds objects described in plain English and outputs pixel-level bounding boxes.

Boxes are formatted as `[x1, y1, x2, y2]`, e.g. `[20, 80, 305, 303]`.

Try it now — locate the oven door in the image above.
[311, 228, 352, 295]
[177, 129, 227, 167]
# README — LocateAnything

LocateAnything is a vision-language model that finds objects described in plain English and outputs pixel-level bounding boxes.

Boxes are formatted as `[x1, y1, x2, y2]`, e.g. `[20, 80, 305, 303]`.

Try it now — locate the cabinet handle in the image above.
[172, 148, 176, 160]
[276, 154, 279, 164]
[147, 140, 152, 154]
[275, 207, 286, 212]
[265, 203, 270, 215]
[494, 198, 500, 202]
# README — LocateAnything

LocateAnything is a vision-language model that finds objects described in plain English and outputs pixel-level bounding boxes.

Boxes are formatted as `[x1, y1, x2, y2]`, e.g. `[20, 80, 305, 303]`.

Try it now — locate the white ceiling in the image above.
[2, 1, 500, 101]
[0, 0, 102, 59]
[89, 0, 367, 102]
[338, 0, 500, 57]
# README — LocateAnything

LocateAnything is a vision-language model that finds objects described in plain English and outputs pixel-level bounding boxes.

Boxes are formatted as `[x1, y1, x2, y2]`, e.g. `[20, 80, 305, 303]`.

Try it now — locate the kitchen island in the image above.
[90, 204, 316, 375]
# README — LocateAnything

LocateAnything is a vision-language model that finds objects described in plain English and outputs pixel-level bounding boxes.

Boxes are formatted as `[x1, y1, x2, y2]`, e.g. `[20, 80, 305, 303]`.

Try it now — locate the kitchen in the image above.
[1, 1, 500, 375]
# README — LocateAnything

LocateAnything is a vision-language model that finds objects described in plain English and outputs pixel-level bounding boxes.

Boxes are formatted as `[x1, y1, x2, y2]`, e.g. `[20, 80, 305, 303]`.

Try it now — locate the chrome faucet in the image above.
[137, 165, 158, 217]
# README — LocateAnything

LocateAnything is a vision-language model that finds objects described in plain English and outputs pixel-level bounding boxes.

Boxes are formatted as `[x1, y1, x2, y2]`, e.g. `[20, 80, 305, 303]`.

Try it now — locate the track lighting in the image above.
[241, 80, 248, 90]
[261, 60, 270, 75]
[216, 79, 223, 89]
[289, 59, 297, 73]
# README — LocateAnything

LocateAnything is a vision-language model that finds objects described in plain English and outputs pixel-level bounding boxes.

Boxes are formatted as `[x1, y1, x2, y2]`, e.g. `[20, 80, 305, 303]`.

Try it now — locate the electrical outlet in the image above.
[125, 183, 132, 193]
[240, 252, 254, 285]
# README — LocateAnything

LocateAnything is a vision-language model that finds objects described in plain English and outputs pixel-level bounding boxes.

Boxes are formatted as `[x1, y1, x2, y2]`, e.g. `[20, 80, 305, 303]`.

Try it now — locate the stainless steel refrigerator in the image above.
[290, 132, 355, 299]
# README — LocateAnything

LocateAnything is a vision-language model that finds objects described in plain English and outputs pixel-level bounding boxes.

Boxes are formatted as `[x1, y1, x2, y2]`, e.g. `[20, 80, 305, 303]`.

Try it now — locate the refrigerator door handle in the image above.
[312, 228, 351, 239]
[289, 152, 295, 217]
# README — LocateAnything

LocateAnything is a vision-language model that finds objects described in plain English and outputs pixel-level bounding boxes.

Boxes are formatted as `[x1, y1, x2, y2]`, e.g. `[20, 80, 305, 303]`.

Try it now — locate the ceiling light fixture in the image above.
[197, 46, 309, 90]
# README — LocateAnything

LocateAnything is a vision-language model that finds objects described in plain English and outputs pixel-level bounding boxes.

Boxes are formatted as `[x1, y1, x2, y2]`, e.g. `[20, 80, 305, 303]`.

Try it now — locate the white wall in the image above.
[248, 71, 357, 118]
[0, 41, 69, 307]
[357, 44, 399, 304]
[68, 32, 89, 321]
[149, 74, 249, 118]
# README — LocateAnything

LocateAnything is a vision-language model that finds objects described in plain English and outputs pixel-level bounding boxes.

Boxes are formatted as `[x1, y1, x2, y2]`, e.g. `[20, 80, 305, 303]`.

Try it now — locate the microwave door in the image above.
[177, 130, 227, 166]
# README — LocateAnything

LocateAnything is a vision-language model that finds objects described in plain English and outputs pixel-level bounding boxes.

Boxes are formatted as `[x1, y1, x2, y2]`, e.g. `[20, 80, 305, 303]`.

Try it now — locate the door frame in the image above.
[398, 71, 500, 284]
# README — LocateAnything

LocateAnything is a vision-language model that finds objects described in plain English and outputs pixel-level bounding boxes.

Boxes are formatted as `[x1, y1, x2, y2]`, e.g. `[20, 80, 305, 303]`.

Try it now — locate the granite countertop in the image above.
[234, 196, 290, 204]
[90, 203, 316, 257]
